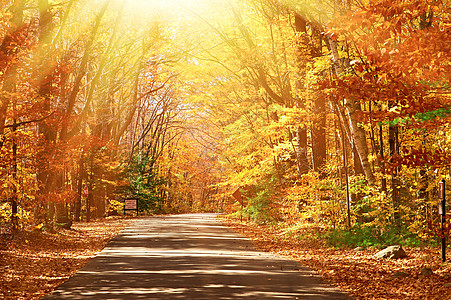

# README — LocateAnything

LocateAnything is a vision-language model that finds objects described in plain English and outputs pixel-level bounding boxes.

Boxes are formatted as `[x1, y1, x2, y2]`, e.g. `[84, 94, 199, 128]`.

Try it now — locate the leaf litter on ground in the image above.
[0, 217, 131, 299]
[221, 216, 451, 300]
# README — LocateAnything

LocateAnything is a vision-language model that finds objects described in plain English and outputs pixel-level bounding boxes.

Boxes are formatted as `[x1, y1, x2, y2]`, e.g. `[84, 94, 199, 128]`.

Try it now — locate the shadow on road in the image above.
[42, 214, 349, 299]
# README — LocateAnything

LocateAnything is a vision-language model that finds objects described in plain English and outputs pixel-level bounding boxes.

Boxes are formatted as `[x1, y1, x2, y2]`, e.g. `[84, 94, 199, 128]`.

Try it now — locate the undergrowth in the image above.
[319, 224, 427, 249]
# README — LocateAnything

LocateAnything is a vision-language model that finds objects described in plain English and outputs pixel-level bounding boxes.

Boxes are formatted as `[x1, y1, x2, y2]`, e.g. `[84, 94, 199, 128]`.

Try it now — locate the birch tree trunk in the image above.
[329, 37, 375, 185]
[344, 96, 375, 185]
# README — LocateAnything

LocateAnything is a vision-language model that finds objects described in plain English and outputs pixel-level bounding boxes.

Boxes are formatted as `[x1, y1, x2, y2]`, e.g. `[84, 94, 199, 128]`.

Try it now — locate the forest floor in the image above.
[0, 217, 131, 300]
[222, 217, 451, 300]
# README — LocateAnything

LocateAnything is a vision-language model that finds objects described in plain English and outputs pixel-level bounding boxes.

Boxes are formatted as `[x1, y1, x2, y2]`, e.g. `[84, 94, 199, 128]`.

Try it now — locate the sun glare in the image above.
[117, 0, 232, 31]
[124, 0, 219, 16]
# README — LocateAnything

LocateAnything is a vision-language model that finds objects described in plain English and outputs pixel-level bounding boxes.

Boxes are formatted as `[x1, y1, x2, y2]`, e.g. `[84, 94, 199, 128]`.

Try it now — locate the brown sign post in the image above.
[232, 186, 254, 222]
[124, 198, 138, 216]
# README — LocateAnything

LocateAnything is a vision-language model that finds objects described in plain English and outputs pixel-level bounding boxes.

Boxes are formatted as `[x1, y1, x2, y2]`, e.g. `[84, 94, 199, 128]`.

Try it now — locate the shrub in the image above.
[321, 223, 424, 249]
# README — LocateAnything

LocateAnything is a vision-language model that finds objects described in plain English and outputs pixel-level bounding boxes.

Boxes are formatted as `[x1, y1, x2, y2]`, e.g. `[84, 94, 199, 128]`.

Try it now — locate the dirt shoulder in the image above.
[222, 217, 451, 300]
[0, 217, 131, 300]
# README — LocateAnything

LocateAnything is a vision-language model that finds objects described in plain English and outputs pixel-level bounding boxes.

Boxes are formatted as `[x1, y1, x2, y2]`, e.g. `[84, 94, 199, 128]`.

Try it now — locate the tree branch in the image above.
[4, 111, 55, 129]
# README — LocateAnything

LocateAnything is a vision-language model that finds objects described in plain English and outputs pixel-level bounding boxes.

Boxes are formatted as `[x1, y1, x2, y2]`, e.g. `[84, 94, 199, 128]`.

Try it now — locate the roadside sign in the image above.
[83, 185, 89, 196]
[124, 198, 138, 216]
[124, 199, 138, 210]
[232, 185, 253, 206]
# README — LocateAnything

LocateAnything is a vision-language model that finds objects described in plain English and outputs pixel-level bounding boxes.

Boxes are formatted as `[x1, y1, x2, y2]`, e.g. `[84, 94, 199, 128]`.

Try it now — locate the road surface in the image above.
[42, 214, 349, 299]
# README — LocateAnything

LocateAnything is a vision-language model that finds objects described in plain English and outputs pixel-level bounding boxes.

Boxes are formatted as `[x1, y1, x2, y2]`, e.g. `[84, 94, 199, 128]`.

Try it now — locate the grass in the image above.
[320, 224, 426, 249]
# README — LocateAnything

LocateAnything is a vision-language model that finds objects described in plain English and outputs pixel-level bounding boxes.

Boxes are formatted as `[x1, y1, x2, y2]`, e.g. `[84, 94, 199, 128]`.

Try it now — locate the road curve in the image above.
[42, 213, 349, 299]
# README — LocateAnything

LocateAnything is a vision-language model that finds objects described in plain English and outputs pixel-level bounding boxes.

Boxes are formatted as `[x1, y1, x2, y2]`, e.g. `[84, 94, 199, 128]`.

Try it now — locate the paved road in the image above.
[42, 214, 349, 299]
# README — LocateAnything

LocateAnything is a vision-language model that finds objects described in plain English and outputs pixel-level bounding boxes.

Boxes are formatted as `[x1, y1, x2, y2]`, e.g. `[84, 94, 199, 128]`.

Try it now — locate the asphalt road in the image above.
[42, 214, 349, 299]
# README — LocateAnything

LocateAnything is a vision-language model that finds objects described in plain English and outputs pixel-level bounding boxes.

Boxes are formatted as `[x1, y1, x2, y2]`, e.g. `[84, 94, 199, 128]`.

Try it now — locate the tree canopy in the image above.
[0, 0, 450, 246]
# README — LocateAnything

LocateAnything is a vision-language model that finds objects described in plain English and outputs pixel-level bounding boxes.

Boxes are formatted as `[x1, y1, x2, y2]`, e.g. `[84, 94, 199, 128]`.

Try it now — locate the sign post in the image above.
[232, 187, 248, 222]
[124, 198, 138, 216]
[439, 179, 446, 262]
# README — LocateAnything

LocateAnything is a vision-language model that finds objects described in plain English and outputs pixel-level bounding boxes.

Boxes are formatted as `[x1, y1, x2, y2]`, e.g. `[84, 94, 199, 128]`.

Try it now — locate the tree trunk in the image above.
[352, 144, 364, 175]
[86, 150, 95, 222]
[55, 169, 71, 228]
[11, 121, 18, 232]
[36, 0, 57, 228]
[74, 157, 84, 222]
[389, 124, 400, 223]
[344, 97, 375, 184]
[312, 94, 327, 174]
[0, 0, 25, 136]
[328, 37, 375, 184]
[310, 26, 327, 174]
[293, 14, 313, 176]
[0, 0, 25, 233]
[296, 126, 309, 176]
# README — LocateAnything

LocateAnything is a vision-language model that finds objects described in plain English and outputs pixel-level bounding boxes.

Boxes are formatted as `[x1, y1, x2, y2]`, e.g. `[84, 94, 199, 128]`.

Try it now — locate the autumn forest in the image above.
[1, 0, 451, 297]
[1, 0, 451, 240]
